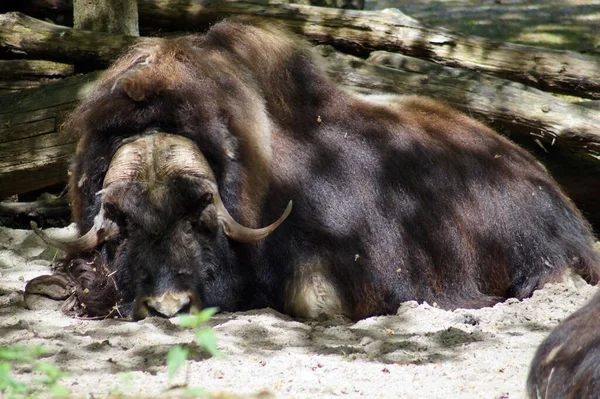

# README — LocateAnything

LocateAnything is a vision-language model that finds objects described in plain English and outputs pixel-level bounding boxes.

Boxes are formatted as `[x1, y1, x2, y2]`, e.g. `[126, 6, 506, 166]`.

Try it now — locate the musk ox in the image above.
[31, 19, 600, 321]
[527, 288, 600, 398]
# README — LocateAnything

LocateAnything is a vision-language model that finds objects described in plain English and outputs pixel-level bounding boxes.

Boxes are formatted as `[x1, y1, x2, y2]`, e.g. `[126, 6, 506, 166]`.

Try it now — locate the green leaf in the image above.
[0, 346, 46, 362]
[35, 362, 68, 384]
[0, 364, 12, 392]
[117, 371, 134, 393]
[195, 329, 222, 358]
[177, 307, 219, 328]
[0, 364, 28, 394]
[177, 314, 201, 329]
[49, 384, 70, 398]
[166, 346, 189, 382]
[195, 307, 219, 323]
[183, 387, 205, 397]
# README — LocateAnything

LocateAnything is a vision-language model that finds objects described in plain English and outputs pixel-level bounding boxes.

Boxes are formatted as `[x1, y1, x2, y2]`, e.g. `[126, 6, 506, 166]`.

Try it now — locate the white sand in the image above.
[1, 225, 597, 398]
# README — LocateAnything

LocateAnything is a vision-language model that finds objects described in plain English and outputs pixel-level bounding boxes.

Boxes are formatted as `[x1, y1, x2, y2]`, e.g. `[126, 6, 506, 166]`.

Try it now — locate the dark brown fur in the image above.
[62, 19, 600, 321]
[528, 290, 600, 398]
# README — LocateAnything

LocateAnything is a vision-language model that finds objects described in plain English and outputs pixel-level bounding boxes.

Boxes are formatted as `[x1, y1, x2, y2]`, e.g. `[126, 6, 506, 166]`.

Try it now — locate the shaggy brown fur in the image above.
[60, 18, 599, 322]
[528, 290, 600, 398]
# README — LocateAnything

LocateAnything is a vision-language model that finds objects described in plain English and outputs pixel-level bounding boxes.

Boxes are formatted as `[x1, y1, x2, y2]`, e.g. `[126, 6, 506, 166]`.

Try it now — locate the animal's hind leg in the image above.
[283, 258, 345, 320]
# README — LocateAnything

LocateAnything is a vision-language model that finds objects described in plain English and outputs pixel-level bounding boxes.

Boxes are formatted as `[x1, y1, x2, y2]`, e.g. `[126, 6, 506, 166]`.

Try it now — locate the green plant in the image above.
[176, 307, 221, 358]
[0, 345, 69, 398]
[165, 307, 222, 396]
[35, 362, 69, 397]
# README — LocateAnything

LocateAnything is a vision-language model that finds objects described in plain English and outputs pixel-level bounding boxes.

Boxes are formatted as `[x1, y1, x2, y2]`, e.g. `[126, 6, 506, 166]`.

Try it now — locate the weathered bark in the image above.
[9, 1, 600, 98]
[11, 0, 364, 22]
[0, 196, 70, 218]
[0, 12, 140, 65]
[0, 79, 63, 94]
[0, 60, 74, 93]
[2, 48, 600, 200]
[0, 60, 74, 77]
[140, 2, 600, 99]
[73, 0, 139, 36]
[0, 72, 100, 199]
[318, 48, 600, 154]
[576, 100, 600, 111]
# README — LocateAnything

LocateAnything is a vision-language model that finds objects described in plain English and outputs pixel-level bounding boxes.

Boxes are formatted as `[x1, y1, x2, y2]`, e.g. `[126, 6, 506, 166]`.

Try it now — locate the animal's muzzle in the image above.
[133, 291, 199, 319]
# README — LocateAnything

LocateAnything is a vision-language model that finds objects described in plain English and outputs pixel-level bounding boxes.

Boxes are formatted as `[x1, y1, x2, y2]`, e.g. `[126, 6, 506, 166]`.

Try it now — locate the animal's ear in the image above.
[120, 71, 148, 102]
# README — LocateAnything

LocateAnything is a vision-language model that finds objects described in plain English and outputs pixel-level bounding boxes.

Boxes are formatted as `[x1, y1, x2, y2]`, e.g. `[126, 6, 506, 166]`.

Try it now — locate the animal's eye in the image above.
[186, 218, 199, 230]
[199, 192, 213, 208]
[197, 223, 215, 238]
[141, 274, 153, 286]
[103, 202, 128, 229]
[205, 268, 215, 281]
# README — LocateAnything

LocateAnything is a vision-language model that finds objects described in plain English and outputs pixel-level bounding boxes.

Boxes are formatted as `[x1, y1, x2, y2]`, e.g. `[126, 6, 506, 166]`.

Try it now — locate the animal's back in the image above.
[263, 92, 600, 319]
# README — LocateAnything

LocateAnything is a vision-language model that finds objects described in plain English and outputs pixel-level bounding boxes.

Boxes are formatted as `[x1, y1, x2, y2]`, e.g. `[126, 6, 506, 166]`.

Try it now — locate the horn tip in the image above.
[283, 200, 293, 218]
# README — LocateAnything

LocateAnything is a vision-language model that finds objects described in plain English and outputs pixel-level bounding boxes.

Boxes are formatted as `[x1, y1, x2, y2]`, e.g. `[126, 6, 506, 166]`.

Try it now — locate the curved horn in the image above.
[105, 132, 293, 244]
[151, 134, 293, 243]
[30, 218, 118, 254]
[32, 135, 148, 254]
[103, 136, 149, 189]
[153, 134, 216, 181]
[215, 194, 293, 243]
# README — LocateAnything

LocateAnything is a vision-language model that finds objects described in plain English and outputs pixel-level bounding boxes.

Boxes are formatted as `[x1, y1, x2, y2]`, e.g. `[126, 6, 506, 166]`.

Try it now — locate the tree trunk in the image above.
[73, 0, 138, 36]
[10, 1, 600, 99]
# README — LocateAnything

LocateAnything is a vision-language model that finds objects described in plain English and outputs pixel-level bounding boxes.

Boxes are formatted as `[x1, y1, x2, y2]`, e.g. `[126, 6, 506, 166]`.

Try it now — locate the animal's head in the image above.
[34, 133, 291, 319]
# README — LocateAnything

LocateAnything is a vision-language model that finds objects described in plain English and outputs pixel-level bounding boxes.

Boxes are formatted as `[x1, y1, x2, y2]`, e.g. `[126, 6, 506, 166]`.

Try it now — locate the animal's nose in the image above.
[137, 291, 191, 318]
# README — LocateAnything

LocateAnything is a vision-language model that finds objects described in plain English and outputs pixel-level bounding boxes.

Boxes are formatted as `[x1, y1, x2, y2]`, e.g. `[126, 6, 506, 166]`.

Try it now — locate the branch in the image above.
[0, 196, 70, 218]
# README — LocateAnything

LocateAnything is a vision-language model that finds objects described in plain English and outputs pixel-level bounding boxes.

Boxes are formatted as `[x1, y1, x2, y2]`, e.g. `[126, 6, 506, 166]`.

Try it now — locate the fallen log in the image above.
[1, 18, 599, 185]
[0, 59, 74, 93]
[0, 12, 139, 65]
[0, 196, 70, 218]
[2, 46, 600, 199]
[0, 72, 100, 199]
[8, 2, 600, 99]
[349, 50, 600, 154]
[0, 79, 62, 94]
[0, 60, 74, 78]
[1, 13, 599, 153]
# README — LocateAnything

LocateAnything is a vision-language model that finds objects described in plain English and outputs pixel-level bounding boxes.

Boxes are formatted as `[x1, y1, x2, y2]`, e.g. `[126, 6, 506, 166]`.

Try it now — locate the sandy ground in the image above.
[1, 225, 598, 398]
[2, 1, 599, 398]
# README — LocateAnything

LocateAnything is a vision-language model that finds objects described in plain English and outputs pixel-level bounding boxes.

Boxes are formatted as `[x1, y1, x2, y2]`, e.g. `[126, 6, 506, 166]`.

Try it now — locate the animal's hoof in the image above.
[25, 273, 70, 300]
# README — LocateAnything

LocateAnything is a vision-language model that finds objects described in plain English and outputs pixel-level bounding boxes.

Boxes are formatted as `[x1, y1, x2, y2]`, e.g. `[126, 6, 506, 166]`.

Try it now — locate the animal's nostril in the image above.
[144, 292, 191, 317]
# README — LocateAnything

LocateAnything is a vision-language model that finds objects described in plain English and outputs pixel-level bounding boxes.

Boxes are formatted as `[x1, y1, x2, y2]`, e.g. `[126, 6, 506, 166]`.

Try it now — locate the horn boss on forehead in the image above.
[103, 133, 291, 242]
